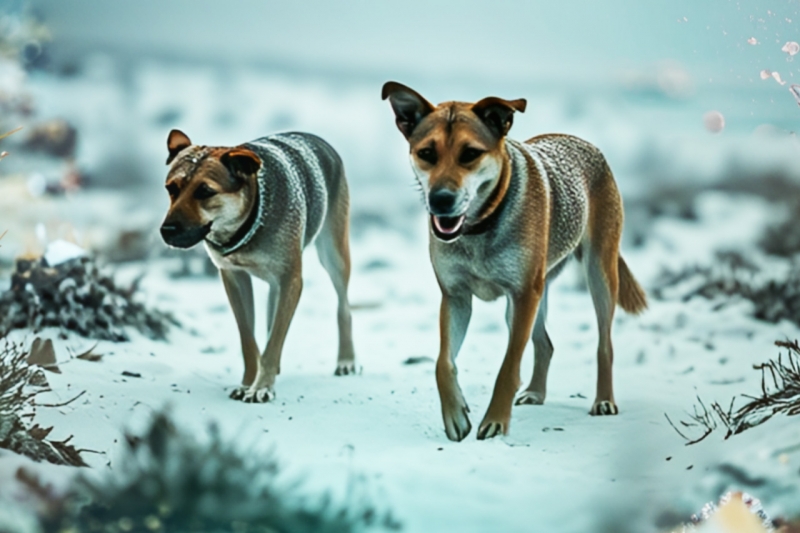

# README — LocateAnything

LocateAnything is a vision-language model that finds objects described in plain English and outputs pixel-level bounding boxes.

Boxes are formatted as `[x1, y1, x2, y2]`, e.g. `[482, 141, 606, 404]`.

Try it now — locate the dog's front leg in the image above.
[220, 269, 260, 400]
[243, 272, 303, 403]
[436, 290, 473, 441]
[478, 279, 543, 439]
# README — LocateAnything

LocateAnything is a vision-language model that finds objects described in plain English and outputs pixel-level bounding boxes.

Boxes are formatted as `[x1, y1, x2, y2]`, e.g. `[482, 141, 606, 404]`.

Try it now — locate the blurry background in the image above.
[0, 0, 799, 257]
[1, 3, 800, 530]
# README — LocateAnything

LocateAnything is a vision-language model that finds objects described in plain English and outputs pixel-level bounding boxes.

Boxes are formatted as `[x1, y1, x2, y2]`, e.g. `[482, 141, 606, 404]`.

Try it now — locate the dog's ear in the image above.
[220, 148, 261, 181]
[382, 81, 435, 139]
[166, 129, 192, 164]
[471, 97, 527, 138]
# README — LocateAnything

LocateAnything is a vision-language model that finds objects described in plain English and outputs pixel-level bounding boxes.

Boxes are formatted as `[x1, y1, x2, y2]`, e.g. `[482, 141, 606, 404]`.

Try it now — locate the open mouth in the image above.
[431, 214, 466, 242]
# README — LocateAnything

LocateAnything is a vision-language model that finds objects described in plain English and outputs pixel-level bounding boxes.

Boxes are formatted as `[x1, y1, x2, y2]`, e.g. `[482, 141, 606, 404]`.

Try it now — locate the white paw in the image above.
[590, 400, 618, 416]
[515, 390, 546, 406]
[241, 386, 276, 403]
[334, 360, 359, 376]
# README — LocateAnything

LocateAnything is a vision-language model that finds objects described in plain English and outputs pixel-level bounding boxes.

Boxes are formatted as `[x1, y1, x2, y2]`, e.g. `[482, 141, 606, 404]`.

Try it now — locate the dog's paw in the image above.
[477, 419, 507, 440]
[242, 386, 276, 403]
[443, 405, 471, 442]
[589, 400, 618, 416]
[515, 390, 546, 406]
[334, 361, 359, 376]
[229, 386, 248, 400]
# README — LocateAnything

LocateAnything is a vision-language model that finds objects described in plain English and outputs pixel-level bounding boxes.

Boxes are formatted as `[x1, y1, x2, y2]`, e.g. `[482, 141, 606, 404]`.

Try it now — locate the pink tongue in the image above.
[433, 215, 465, 235]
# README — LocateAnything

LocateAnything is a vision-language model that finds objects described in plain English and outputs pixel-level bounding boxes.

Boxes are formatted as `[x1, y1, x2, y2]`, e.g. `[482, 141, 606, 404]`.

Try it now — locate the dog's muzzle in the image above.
[428, 187, 466, 242]
[160, 222, 212, 249]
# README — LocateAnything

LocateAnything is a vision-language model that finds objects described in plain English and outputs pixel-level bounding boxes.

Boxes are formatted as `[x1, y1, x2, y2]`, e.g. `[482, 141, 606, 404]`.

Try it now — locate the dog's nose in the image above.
[429, 187, 459, 216]
[160, 222, 183, 241]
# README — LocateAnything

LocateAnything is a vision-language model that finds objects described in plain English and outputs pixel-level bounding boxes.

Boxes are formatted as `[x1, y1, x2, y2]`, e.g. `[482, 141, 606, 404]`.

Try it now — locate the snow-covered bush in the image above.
[43, 411, 399, 533]
[0, 339, 85, 466]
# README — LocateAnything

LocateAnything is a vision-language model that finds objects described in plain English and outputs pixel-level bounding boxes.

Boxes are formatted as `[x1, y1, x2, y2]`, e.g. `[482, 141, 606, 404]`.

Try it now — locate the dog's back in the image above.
[246, 132, 346, 247]
[507, 134, 617, 270]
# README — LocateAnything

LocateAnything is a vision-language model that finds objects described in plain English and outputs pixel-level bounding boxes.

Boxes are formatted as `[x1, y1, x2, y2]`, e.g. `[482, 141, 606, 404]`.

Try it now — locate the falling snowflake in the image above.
[703, 111, 725, 133]
[747, 37, 758, 45]
[782, 41, 799, 56]
[790, 85, 800, 107]
[760, 69, 787, 85]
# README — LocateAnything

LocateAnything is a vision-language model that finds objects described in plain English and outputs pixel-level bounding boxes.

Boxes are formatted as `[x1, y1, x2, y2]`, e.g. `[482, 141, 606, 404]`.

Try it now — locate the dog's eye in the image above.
[459, 147, 485, 165]
[166, 183, 179, 198]
[416, 147, 437, 165]
[193, 184, 218, 200]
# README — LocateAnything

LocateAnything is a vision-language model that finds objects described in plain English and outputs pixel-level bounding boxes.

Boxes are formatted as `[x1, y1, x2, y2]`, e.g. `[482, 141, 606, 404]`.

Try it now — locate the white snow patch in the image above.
[43, 239, 87, 266]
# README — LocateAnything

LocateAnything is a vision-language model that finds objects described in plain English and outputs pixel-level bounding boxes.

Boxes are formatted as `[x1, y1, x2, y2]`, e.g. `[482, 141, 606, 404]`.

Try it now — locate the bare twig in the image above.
[34, 389, 85, 408]
[0, 127, 21, 161]
[0, 126, 22, 141]
[667, 339, 800, 444]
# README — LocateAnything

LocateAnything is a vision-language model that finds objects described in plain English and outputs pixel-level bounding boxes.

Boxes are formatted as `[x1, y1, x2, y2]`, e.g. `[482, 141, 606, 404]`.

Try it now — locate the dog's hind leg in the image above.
[220, 269, 259, 399]
[515, 286, 552, 406]
[584, 246, 619, 415]
[514, 257, 569, 406]
[314, 185, 357, 376]
[266, 285, 278, 335]
[436, 290, 473, 441]
[584, 176, 623, 416]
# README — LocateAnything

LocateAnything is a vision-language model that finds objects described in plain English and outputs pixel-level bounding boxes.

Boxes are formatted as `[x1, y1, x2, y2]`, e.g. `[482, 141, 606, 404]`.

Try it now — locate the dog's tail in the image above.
[617, 256, 647, 315]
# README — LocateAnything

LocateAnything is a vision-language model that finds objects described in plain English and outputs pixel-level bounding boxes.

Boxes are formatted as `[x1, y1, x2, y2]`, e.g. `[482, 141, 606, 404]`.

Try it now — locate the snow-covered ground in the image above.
[2, 5, 800, 526]
[2, 191, 799, 532]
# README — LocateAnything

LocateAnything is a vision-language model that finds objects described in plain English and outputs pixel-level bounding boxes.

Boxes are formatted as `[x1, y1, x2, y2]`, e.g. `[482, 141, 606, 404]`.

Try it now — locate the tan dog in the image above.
[160, 130, 357, 402]
[382, 82, 647, 441]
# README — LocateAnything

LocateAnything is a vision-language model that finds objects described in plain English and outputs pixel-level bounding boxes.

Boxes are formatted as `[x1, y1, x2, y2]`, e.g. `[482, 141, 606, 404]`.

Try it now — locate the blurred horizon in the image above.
[2, 0, 800, 256]
[23, 0, 800, 90]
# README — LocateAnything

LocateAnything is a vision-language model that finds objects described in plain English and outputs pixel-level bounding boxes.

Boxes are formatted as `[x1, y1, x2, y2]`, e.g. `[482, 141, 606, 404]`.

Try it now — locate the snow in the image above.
[782, 41, 800, 57]
[3, 5, 800, 525]
[42, 239, 86, 266]
[2, 192, 798, 531]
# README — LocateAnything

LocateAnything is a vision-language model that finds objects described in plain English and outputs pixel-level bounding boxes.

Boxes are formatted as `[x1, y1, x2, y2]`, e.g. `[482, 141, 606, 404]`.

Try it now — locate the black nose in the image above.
[428, 187, 459, 216]
[160, 222, 183, 241]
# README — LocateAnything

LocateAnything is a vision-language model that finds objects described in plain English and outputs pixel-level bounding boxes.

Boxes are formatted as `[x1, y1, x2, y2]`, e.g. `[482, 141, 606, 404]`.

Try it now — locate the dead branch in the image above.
[34, 389, 85, 408]
[667, 339, 800, 444]
[0, 126, 22, 141]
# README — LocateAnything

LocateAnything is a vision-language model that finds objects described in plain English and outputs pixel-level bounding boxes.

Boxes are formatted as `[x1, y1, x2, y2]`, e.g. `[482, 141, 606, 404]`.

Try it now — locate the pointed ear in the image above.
[220, 148, 261, 180]
[166, 129, 192, 164]
[381, 81, 436, 139]
[471, 97, 527, 138]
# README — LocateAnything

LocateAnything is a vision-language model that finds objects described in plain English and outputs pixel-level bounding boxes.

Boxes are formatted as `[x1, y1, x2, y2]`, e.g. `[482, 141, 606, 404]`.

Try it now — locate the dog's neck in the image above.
[206, 173, 267, 256]
[463, 141, 513, 236]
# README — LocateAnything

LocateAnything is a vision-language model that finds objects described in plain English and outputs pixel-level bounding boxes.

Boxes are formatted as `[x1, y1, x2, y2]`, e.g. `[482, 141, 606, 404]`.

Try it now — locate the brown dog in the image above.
[160, 130, 357, 402]
[382, 82, 647, 441]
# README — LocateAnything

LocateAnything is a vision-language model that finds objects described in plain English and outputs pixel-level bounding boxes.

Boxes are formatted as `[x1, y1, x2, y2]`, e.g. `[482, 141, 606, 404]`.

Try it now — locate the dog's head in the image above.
[160, 129, 262, 249]
[382, 82, 526, 242]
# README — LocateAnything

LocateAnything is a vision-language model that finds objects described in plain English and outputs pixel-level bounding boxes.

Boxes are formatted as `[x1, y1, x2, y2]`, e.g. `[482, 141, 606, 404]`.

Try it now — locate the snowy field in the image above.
[2, 2, 800, 530]
[2, 190, 799, 532]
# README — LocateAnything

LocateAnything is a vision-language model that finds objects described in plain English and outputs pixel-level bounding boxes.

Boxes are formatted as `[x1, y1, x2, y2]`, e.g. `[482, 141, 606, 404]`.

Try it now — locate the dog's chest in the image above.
[433, 239, 525, 301]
